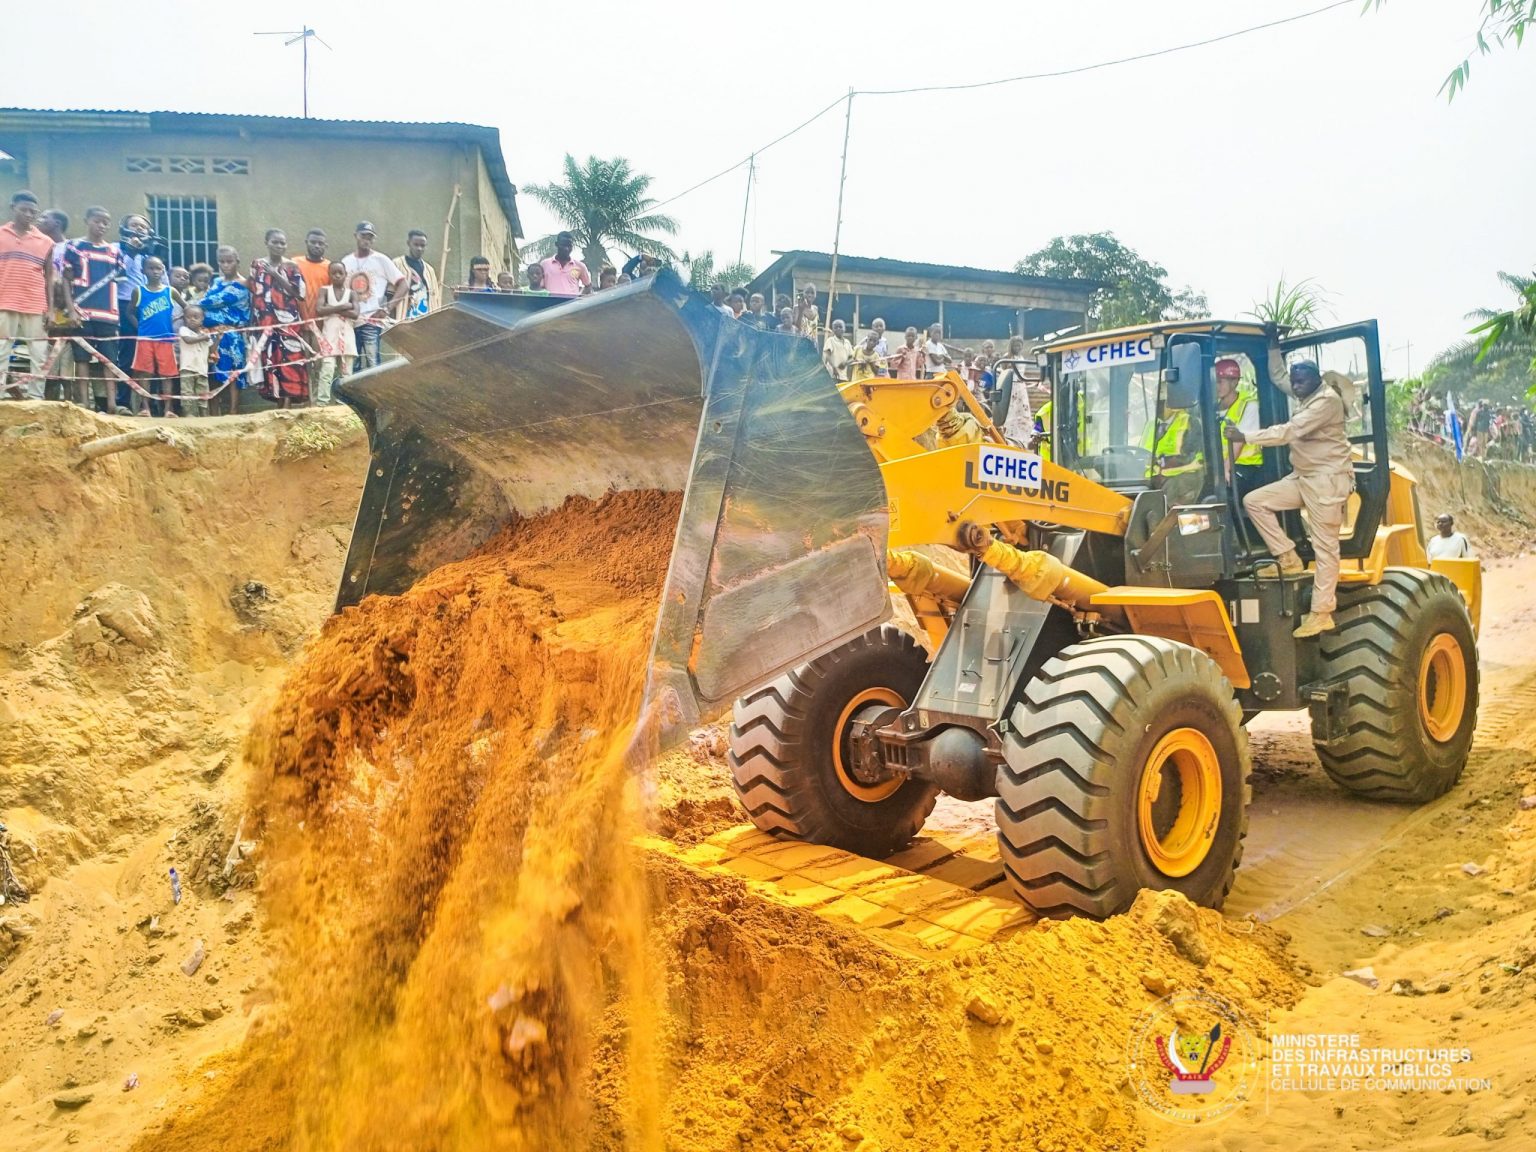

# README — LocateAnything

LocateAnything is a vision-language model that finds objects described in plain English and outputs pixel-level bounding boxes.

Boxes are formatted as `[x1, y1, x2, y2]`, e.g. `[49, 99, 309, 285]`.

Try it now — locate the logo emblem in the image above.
[1064, 349, 1082, 369]
[1127, 989, 1258, 1124]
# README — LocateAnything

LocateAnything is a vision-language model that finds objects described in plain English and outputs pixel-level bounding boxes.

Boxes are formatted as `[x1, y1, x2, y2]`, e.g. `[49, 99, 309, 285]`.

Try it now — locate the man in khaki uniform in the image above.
[1223, 358, 1353, 638]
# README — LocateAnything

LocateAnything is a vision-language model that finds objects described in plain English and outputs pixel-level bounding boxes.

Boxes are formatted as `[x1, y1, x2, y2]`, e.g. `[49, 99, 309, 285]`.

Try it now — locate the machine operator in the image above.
[1215, 358, 1263, 496]
[1223, 356, 1354, 639]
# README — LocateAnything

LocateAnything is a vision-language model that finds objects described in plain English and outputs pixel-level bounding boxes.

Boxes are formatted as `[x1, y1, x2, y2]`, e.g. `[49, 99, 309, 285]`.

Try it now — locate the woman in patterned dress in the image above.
[249, 229, 310, 407]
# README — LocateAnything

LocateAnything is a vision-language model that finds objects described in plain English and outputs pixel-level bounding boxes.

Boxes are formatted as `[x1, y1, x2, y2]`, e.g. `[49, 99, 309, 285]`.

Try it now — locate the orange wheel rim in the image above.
[1136, 727, 1222, 878]
[832, 687, 906, 803]
[1418, 633, 1467, 743]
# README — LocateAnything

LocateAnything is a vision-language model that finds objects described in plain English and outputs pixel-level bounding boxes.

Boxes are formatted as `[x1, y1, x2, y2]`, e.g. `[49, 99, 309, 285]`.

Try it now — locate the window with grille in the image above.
[124, 156, 163, 174]
[167, 156, 207, 175]
[210, 157, 250, 176]
[148, 195, 219, 270]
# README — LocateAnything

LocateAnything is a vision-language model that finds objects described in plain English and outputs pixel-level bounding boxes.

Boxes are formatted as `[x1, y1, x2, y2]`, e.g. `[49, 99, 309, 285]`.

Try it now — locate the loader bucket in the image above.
[335, 269, 892, 747]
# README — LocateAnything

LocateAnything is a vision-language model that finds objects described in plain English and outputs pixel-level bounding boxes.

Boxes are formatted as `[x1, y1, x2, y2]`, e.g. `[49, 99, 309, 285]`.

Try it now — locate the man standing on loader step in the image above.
[1223, 359, 1353, 639]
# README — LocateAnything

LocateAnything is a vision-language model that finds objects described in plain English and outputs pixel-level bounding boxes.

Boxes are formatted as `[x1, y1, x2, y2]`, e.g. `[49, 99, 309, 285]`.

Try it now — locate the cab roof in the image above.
[1042, 319, 1272, 354]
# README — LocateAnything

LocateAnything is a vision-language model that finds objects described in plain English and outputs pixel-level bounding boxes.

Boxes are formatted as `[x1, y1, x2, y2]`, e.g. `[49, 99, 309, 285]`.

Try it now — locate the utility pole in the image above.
[1391, 339, 1413, 378]
[825, 89, 854, 339]
[255, 26, 331, 118]
[737, 154, 755, 267]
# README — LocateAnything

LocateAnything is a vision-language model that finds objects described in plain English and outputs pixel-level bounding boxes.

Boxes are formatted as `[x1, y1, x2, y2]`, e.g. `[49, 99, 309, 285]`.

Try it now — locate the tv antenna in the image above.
[254, 26, 332, 118]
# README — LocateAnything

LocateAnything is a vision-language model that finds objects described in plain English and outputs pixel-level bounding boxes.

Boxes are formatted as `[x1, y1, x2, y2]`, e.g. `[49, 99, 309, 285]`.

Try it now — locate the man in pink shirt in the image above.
[0, 191, 57, 399]
[539, 231, 591, 297]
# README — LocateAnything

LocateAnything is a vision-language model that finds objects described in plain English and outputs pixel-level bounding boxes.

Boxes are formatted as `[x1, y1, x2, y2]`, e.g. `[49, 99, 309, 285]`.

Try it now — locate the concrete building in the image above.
[746, 250, 1099, 344]
[0, 108, 522, 285]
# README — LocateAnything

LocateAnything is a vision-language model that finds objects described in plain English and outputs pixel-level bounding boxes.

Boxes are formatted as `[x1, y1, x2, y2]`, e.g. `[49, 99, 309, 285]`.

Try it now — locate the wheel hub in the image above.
[847, 709, 900, 785]
[833, 689, 906, 802]
[1418, 633, 1468, 743]
[1136, 727, 1222, 878]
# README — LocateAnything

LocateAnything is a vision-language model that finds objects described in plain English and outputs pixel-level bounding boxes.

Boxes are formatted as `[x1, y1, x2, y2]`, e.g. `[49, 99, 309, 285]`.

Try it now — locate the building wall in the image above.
[475, 150, 518, 278]
[14, 128, 513, 287]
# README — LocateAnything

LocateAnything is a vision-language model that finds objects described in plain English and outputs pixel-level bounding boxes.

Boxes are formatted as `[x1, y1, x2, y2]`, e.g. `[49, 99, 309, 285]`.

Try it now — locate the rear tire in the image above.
[1312, 569, 1478, 802]
[996, 636, 1250, 919]
[728, 627, 940, 857]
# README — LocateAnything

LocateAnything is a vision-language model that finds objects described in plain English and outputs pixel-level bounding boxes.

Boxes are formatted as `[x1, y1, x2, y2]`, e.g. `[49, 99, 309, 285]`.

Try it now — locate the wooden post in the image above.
[437, 183, 462, 295]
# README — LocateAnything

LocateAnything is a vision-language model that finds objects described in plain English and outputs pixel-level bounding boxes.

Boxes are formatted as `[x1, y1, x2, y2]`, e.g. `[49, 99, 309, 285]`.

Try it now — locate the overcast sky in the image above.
[5, 0, 1532, 372]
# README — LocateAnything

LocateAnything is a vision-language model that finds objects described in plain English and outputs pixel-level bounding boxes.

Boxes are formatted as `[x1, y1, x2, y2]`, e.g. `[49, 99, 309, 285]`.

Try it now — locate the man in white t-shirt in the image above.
[1425, 513, 1473, 561]
[923, 322, 951, 378]
[342, 221, 406, 370]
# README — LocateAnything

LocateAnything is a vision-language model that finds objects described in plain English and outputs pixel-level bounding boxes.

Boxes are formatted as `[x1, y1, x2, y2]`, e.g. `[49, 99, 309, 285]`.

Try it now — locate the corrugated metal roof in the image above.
[749, 249, 1108, 295]
[0, 107, 522, 237]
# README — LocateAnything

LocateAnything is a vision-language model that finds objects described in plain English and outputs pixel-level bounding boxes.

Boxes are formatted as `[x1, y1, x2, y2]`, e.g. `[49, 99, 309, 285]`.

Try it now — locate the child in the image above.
[524, 263, 550, 295]
[313, 260, 357, 405]
[496, 271, 517, 291]
[177, 303, 211, 417]
[169, 266, 190, 326]
[131, 256, 179, 416]
[186, 263, 213, 303]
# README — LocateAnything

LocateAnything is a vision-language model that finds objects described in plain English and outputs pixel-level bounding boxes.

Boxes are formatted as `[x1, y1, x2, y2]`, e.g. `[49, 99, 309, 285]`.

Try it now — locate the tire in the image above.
[728, 627, 940, 857]
[1313, 569, 1478, 802]
[996, 636, 1251, 919]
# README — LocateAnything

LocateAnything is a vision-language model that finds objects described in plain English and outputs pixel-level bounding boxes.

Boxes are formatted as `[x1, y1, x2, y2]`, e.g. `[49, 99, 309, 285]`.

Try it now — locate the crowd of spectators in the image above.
[714, 280, 1040, 441]
[0, 188, 554, 417]
[1407, 387, 1536, 463]
[457, 231, 666, 300]
[2, 187, 1040, 437]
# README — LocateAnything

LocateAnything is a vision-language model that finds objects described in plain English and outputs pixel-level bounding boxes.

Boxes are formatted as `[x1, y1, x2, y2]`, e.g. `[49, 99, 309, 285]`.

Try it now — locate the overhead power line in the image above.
[652, 94, 847, 211]
[650, 0, 1357, 212]
[860, 0, 1357, 96]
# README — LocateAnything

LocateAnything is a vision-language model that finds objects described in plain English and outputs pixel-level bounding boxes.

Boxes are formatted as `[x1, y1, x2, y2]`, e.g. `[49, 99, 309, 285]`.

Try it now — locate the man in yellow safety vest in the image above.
[1142, 401, 1205, 505]
[1216, 357, 1263, 496]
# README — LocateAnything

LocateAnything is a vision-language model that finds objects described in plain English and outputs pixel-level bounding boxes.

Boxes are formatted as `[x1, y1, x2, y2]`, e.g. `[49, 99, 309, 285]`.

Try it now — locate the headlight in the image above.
[1177, 512, 1213, 535]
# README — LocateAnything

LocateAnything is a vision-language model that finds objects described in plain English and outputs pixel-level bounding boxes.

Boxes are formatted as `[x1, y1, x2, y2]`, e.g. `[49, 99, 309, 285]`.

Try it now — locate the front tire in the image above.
[1312, 569, 1478, 802]
[996, 636, 1251, 919]
[728, 627, 940, 857]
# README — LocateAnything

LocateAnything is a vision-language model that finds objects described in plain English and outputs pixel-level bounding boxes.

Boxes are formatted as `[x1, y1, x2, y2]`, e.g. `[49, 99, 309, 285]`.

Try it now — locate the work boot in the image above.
[1293, 612, 1336, 639]
[1258, 550, 1305, 579]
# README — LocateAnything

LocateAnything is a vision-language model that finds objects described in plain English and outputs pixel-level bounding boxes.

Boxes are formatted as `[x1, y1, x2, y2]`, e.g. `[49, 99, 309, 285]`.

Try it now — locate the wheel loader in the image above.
[335, 272, 1480, 920]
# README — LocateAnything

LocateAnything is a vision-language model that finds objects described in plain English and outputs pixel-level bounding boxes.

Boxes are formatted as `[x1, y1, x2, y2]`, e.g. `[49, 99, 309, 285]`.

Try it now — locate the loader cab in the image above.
[1043, 320, 1390, 583]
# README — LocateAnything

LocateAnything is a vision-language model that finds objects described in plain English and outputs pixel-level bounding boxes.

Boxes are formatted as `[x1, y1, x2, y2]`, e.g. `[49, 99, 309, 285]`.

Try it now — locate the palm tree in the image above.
[1244, 277, 1332, 332]
[684, 250, 755, 294]
[1430, 272, 1536, 394]
[523, 155, 679, 274]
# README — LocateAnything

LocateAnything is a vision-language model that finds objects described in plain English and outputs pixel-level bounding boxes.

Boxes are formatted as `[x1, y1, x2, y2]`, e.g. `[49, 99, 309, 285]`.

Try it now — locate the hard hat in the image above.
[1214, 358, 1242, 379]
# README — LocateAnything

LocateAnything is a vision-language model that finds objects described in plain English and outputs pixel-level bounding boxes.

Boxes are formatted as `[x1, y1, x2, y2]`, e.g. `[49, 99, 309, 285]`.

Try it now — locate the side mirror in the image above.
[1163, 343, 1202, 409]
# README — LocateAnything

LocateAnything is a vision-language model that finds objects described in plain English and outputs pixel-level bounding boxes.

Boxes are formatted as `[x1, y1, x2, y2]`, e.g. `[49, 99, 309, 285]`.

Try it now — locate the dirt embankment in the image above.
[1397, 442, 1536, 558]
[0, 402, 367, 1152]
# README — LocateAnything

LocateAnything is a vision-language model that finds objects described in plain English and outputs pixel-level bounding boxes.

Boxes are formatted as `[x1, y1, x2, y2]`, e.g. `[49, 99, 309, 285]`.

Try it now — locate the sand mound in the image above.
[0, 402, 367, 1152]
[129, 487, 1304, 1152]
[135, 490, 680, 1151]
